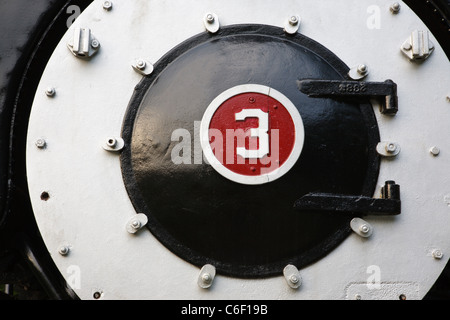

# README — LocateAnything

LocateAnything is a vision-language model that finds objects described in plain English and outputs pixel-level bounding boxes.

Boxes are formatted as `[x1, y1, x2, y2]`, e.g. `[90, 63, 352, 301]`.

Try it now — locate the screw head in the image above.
[35, 139, 46, 149]
[103, 1, 113, 10]
[45, 87, 56, 97]
[289, 16, 299, 26]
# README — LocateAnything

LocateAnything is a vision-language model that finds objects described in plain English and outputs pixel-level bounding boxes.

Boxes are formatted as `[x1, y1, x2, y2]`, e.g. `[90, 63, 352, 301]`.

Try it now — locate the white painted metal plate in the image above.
[26, 0, 450, 300]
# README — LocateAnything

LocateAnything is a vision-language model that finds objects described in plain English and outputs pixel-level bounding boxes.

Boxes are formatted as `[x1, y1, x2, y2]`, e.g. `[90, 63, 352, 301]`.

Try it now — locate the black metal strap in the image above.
[294, 181, 401, 216]
[297, 79, 398, 115]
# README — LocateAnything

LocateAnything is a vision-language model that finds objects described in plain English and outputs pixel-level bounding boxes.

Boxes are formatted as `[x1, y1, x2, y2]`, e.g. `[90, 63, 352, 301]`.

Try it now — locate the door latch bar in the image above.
[297, 79, 398, 115]
[294, 181, 401, 216]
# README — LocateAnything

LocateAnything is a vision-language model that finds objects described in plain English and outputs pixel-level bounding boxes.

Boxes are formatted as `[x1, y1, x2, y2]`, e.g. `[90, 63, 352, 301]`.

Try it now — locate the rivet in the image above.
[58, 246, 70, 256]
[102, 1, 113, 11]
[355, 294, 362, 300]
[45, 87, 56, 97]
[432, 249, 443, 259]
[35, 139, 46, 149]
[390, 2, 401, 14]
[93, 291, 102, 299]
[430, 146, 440, 156]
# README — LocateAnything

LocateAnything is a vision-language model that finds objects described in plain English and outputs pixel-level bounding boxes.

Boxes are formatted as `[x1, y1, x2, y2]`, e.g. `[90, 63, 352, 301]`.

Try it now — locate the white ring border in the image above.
[200, 84, 305, 185]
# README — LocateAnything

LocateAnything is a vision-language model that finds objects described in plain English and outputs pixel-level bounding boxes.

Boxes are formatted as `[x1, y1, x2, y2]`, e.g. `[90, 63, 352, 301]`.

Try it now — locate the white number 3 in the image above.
[235, 109, 269, 159]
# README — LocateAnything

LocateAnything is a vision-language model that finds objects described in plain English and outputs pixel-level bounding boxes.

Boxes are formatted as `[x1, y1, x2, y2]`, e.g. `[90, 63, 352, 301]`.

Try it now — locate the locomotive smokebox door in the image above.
[22, 0, 450, 300]
[121, 25, 383, 278]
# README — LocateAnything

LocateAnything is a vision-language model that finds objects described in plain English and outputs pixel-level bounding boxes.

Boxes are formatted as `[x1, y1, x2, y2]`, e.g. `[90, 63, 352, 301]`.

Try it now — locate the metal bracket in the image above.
[204, 13, 220, 34]
[401, 30, 434, 61]
[284, 15, 300, 34]
[126, 213, 148, 234]
[132, 59, 154, 76]
[103, 137, 124, 152]
[294, 181, 401, 216]
[350, 217, 373, 238]
[298, 79, 398, 115]
[376, 141, 401, 157]
[283, 265, 302, 289]
[197, 264, 216, 289]
[67, 27, 100, 59]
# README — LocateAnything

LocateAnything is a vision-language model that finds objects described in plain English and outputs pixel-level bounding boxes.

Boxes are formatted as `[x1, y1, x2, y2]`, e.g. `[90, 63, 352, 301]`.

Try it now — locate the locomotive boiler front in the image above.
[1, 0, 450, 300]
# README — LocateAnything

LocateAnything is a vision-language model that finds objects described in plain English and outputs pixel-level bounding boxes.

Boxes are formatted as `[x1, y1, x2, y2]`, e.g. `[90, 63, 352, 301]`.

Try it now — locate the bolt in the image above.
[385, 142, 397, 153]
[202, 273, 212, 283]
[430, 146, 440, 156]
[206, 14, 215, 24]
[136, 60, 146, 70]
[45, 87, 56, 97]
[93, 291, 102, 299]
[359, 224, 370, 234]
[91, 39, 100, 49]
[357, 64, 368, 76]
[289, 16, 299, 26]
[390, 2, 401, 14]
[289, 275, 299, 284]
[432, 249, 443, 259]
[35, 139, 46, 149]
[59, 246, 70, 256]
[131, 219, 141, 230]
[103, 1, 113, 11]
[107, 138, 117, 148]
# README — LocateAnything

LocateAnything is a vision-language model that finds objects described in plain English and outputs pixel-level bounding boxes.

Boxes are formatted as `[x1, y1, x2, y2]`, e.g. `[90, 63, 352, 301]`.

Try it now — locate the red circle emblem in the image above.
[209, 92, 296, 176]
[200, 85, 304, 185]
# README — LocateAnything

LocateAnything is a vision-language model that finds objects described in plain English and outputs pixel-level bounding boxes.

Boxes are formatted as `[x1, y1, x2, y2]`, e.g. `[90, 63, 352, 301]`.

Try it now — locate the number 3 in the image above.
[235, 109, 269, 159]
